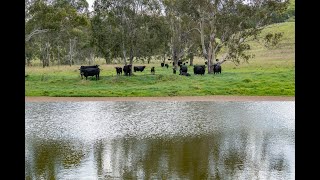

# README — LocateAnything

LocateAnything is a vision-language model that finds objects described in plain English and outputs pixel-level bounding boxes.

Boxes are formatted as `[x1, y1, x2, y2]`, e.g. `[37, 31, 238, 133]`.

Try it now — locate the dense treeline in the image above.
[25, 0, 294, 73]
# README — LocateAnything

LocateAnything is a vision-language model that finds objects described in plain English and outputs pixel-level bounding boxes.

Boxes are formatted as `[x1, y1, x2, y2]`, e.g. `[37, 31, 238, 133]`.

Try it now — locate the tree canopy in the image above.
[25, 0, 291, 70]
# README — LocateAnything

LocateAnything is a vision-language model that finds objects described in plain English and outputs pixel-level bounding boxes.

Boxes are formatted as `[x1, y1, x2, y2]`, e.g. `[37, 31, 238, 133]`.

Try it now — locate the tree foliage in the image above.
[169, 0, 289, 73]
[25, 0, 91, 67]
[26, 0, 290, 70]
[92, 0, 170, 66]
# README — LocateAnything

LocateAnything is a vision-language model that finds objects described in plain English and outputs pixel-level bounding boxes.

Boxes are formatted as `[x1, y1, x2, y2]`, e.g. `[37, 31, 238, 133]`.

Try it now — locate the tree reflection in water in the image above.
[26, 130, 293, 179]
[25, 140, 86, 179]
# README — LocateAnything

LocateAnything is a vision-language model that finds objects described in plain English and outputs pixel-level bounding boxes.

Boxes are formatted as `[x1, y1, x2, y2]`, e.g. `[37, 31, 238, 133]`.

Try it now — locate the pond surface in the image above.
[25, 101, 294, 179]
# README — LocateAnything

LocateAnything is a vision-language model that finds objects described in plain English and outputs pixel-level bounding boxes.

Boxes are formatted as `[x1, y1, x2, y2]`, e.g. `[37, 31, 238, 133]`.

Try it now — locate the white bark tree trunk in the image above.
[69, 39, 72, 66]
[57, 45, 60, 67]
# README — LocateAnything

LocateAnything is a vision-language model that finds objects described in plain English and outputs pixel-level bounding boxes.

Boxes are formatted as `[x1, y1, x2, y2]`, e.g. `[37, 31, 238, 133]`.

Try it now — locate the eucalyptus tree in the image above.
[176, 0, 289, 73]
[51, 0, 90, 66]
[25, 0, 50, 42]
[162, 0, 188, 70]
[91, 0, 122, 64]
[75, 23, 97, 65]
[28, 0, 66, 67]
[92, 0, 168, 68]
[134, 11, 170, 64]
[25, 0, 90, 67]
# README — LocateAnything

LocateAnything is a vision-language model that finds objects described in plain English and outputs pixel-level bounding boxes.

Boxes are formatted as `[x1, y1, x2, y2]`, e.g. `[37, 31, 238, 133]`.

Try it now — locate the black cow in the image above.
[179, 65, 188, 75]
[161, 63, 164, 67]
[165, 64, 169, 68]
[194, 65, 206, 75]
[180, 71, 191, 76]
[134, 66, 146, 72]
[151, 67, 155, 74]
[213, 64, 222, 74]
[79, 65, 99, 79]
[123, 65, 132, 76]
[115, 67, 122, 75]
[81, 67, 100, 80]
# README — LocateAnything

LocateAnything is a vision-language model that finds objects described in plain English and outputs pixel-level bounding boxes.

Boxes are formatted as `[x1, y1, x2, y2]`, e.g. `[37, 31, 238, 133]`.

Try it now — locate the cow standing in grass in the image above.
[151, 67, 155, 75]
[123, 65, 132, 76]
[134, 66, 146, 72]
[81, 67, 100, 80]
[79, 65, 99, 79]
[213, 59, 222, 74]
[115, 67, 122, 75]
[213, 64, 221, 74]
[179, 65, 188, 75]
[194, 65, 206, 75]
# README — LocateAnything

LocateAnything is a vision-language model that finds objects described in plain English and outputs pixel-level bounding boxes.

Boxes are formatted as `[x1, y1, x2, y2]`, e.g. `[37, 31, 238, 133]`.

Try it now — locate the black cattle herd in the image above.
[79, 61, 222, 80]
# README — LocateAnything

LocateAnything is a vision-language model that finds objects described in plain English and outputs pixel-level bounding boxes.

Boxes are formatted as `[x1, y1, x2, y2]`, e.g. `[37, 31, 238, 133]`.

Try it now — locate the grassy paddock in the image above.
[25, 22, 294, 97]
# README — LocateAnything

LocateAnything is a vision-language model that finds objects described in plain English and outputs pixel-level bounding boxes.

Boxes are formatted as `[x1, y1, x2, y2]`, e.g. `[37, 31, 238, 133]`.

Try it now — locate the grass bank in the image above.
[25, 22, 294, 97]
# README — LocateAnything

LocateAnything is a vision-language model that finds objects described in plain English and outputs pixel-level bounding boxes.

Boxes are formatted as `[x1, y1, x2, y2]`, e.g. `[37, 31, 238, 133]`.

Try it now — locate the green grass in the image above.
[25, 22, 294, 97]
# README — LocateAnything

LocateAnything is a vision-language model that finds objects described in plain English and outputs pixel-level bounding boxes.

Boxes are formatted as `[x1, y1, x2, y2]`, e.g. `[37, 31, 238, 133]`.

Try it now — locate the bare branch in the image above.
[220, 53, 229, 63]
[175, 42, 195, 60]
[25, 29, 49, 42]
[213, 39, 221, 54]
[186, 28, 201, 34]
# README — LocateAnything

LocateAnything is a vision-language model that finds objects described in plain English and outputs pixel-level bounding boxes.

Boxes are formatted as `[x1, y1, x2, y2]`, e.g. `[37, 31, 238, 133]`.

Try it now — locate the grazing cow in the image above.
[81, 67, 100, 80]
[213, 64, 222, 74]
[151, 67, 155, 74]
[123, 65, 132, 76]
[79, 65, 99, 79]
[115, 67, 122, 75]
[180, 72, 191, 76]
[179, 65, 188, 75]
[161, 63, 164, 67]
[194, 65, 206, 75]
[165, 64, 169, 68]
[134, 66, 146, 72]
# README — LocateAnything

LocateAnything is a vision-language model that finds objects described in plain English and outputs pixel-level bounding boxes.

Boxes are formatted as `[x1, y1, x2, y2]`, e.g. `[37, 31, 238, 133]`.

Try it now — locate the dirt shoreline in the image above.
[25, 96, 295, 102]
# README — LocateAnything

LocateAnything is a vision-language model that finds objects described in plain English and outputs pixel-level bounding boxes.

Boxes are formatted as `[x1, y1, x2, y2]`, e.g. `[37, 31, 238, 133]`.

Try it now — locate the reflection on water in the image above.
[25, 101, 295, 179]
